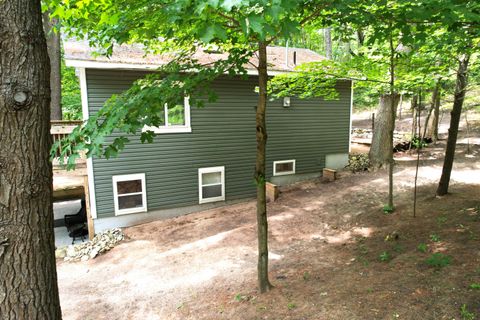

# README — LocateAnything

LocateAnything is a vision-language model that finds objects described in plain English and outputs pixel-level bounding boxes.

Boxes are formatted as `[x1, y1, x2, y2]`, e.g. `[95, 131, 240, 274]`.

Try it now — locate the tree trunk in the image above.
[436, 56, 470, 196]
[0, 0, 62, 318]
[43, 11, 62, 120]
[386, 35, 396, 210]
[397, 94, 403, 120]
[324, 28, 333, 60]
[411, 95, 418, 139]
[425, 85, 441, 142]
[421, 82, 440, 139]
[368, 93, 400, 168]
[255, 42, 272, 293]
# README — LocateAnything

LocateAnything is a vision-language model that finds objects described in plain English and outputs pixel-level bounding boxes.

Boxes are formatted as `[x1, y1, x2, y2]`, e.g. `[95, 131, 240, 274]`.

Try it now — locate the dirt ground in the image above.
[57, 118, 480, 320]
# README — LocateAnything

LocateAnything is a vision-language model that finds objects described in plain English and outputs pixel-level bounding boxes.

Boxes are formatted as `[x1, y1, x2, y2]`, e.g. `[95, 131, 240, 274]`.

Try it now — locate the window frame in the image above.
[112, 173, 148, 216]
[273, 159, 296, 176]
[198, 166, 225, 204]
[143, 96, 191, 134]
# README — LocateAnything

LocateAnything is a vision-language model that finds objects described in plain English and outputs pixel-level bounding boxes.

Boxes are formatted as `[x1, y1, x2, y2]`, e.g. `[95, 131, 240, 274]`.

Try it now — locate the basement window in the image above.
[143, 96, 191, 133]
[198, 166, 225, 204]
[273, 160, 296, 176]
[112, 173, 147, 215]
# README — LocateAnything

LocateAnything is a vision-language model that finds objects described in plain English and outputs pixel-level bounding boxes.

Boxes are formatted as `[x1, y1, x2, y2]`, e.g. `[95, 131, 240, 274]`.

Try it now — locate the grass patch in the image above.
[379, 251, 392, 262]
[425, 253, 451, 269]
[460, 304, 476, 320]
[417, 243, 428, 253]
[469, 283, 480, 290]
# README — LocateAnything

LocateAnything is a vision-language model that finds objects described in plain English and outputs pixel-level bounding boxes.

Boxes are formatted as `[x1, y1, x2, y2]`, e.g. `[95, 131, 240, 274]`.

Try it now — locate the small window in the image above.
[112, 173, 147, 215]
[143, 96, 191, 133]
[273, 160, 296, 176]
[198, 166, 225, 204]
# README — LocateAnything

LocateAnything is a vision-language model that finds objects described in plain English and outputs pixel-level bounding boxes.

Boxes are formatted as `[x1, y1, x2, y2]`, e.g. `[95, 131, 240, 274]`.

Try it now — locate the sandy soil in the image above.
[57, 120, 480, 320]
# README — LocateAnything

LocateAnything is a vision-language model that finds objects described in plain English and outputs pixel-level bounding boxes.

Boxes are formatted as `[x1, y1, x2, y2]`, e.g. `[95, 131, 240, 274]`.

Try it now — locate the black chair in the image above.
[65, 198, 88, 244]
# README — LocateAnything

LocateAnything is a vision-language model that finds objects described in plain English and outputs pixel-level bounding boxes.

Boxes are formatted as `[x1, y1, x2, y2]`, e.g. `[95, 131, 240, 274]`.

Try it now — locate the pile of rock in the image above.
[56, 228, 125, 262]
[352, 128, 407, 141]
[352, 128, 373, 139]
[346, 153, 371, 173]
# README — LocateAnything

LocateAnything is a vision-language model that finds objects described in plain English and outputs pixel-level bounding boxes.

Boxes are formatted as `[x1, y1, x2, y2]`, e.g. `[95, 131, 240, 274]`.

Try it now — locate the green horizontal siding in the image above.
[86, 69, 351, 217]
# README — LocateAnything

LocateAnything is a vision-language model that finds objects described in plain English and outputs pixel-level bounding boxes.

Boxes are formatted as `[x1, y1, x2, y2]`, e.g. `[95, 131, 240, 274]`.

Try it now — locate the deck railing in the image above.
[51, 120, 83, 158]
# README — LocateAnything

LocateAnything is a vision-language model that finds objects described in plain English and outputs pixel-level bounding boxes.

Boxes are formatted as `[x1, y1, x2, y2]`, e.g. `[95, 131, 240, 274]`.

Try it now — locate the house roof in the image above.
[63, 40, 325, 74]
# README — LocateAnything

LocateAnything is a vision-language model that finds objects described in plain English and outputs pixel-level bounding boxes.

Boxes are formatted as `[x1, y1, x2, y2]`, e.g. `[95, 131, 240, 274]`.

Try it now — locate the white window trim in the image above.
[143, 96, 192, 134]
[112, 173, 147, 216]
[198, 166, 225, 204]
[273, 160, 296, 176]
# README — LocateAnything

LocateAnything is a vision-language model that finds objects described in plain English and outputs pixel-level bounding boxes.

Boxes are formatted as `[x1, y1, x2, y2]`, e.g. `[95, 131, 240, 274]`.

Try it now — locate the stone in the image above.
[60, 228, 125, 262]
[55, 247, 67, 259]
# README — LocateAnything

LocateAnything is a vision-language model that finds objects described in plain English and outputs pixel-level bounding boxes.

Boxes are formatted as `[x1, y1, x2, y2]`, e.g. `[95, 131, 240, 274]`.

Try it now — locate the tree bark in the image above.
[324, 28, 333, 60]
[410, 95, 418, 139]
[436, 56, 470, 196]
[255, 42, 272, 293]
[397, 94, 403, 120]
[425, 84, 441, 142]
[43, 11, 62, 120]
[368, 93, 400, 168]
[0, 0, 62, 318]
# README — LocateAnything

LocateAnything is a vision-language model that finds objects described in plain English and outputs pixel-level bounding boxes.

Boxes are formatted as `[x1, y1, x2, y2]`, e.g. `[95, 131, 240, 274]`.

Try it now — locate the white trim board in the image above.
[79, 68, 98, 219]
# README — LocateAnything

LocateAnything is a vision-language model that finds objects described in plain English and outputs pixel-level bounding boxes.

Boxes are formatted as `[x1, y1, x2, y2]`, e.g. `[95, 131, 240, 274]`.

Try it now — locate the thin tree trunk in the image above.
[413, 91, 423, 218]
[0, 0, 62, 318]
[43, 11, 62, 120]
[255, 42, 272, 293]
[424, 82, 440, 139]
[436, 55, 470, 196]
[397, 94, 403, 120]
[368, 94, 400, 168]
[426, 86, 441, 142]
[411, 95, 418, 139]
[324, 28, 333, 60]
[465, 112, 471, 154]
[387, 33, 396, 209]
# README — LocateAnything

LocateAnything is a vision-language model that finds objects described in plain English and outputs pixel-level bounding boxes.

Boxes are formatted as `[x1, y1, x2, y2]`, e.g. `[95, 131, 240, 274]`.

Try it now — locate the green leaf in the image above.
[221, 0, 243, 11]
[246, 15, 263, 36]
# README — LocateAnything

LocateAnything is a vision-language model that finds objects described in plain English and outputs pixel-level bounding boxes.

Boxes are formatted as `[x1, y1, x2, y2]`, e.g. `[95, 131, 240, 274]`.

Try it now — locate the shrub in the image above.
[346, 153, 371, 173]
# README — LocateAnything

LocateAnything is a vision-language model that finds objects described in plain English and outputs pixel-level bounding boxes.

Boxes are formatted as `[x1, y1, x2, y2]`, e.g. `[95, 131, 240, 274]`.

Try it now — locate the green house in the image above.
[64, 41, 352, 232]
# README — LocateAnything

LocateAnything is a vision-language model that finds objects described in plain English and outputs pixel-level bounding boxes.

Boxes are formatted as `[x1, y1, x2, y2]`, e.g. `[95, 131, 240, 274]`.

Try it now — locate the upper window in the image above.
[144, 96, 191, 133]
[112, 173, 147, 215]
[273, 160, 296, 176]
[198, 166, 225, 204]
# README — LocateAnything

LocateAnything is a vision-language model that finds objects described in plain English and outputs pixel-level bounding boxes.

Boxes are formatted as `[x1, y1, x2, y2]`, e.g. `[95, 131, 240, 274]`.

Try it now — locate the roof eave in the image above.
[64, 58, 292, 76]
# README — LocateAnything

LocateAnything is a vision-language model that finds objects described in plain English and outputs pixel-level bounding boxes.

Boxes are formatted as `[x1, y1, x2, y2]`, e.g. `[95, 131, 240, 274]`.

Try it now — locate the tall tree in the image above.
[424, 81, 441, 141]
[424, 0, 480, 195]
[0, 0, 62, 318]
[369, 93, 400, 167]
[51, 0, 323, 293]
[436, 55, 470, 196]
[43, 10, 62, 120]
